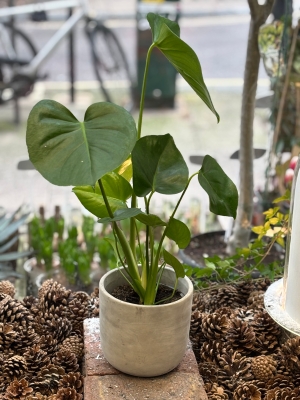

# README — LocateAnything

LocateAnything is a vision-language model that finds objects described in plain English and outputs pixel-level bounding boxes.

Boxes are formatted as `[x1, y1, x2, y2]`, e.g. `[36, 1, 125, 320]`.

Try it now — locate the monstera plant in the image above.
[26, 13, 238, 306]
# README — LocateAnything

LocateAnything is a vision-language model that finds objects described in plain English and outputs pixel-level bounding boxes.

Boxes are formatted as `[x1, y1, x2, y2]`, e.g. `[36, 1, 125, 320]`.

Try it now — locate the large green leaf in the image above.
[26, 100, 137, 186]
[147, 13, 219, 122]
[198, 155, 238, 218]
[99, 173, 132, 202]
[165, 217, 190, 249]
[132, 134, 188, 197]
[135, 213, 166, 227]
[72, 186, 126, 218]
[113, 157, 132, 182]
[163, 249, 185, 279]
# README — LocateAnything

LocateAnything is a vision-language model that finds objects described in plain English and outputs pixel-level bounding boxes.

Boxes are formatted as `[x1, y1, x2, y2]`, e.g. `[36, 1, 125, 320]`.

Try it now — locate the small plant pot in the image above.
[99, 266, 193, 377]
[24, 256, 105, 295]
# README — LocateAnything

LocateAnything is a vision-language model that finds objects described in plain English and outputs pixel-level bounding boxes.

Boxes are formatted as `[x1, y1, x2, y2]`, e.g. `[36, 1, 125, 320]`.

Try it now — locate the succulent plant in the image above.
[0, 206, 32, 280]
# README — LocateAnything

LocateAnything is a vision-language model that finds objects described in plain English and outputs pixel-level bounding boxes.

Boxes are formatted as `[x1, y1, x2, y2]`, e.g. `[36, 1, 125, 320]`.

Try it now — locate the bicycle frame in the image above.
[0, 0, 89, 78]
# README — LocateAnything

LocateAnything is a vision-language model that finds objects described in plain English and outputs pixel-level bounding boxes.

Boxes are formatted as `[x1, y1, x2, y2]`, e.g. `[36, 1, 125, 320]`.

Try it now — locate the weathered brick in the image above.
[84, 374, 208, 400]
[84, 318, 208, 400]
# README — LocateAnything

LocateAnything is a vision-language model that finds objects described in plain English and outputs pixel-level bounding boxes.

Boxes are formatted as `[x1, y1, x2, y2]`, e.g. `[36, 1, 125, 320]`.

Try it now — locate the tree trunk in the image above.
[227, 0, 275, 253]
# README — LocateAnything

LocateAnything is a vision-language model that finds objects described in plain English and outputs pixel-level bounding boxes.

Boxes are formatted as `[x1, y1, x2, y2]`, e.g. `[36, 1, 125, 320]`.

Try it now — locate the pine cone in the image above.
[266, 374, 294, 390]
[39, 335, 58, 358]
[3, 356, 28, 381]
[55, 387, 82, 400]
[38, 280, 71, 311]
[30, 364, 65, 395]
[192, 291, 208, 313]
[9, 325, 39, 352]
[88, 288, 99, 318]
[249, 310, 280, 355]
[0, 281, 15, 298]
[252, 278, 271, 292]
[266, 388, 300, 399]
[39, 317, 72, 344]
[198, 362, 219, 384]
[226, 318, 256, 354]
[201, 313, 229, 341]
[233, 280, 254, 305]
[251, 355, 277, 381]
[4, 378, 33, 399]
[280, 336, 300, 373]
[235, 308, 255, 323]
[58, 372, 84, 394]
[0, 296, 33, 328]
[0, 323, 17, 350]
[190, 309, 204, 356]
[52, 350, 79, 373]
[21, 296, 39, 312]
[247, 290, 265, 310]
[59, 336, 83, 360]
[200, 340, 229, 365]
[217, 349, 252, 384]
[67, 293, 89, 333]
[205, 383, 229, 399]
[25, 394, 48, 400]
[233, 382, 262, 400]
[206, 285, 244, 312]
[23, 344, 51, 377]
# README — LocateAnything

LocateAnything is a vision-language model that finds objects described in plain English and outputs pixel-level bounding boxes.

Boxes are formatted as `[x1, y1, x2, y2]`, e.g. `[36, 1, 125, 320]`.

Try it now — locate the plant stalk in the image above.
[98, 179, 143, 294]
[144, 172, 198, 304]
[129, 44, 155, 258]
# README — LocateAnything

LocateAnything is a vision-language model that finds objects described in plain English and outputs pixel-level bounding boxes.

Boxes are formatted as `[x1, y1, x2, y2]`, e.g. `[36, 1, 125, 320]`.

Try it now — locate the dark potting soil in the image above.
[111, 284, 184, 305]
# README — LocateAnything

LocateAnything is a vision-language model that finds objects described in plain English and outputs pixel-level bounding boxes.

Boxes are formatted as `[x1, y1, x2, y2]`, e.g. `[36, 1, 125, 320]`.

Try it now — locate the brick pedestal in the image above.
[83, 318, 208, 400]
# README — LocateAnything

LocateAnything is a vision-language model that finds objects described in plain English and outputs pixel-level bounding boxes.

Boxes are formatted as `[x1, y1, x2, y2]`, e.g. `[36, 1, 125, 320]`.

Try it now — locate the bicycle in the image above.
[0, 0, 134, 110]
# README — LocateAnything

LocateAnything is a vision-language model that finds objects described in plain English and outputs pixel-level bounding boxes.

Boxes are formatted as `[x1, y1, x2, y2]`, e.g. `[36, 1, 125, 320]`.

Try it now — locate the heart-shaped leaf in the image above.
[26, 100, 137, 186]
[198, 155, 238, 218]
[135, 213, 167, 227]
[165, 217, 191, 249]
[98, 173, 132, 202]
[72, 186, 126, 218]
[147, 13, 219, 122]
[163, 249, 185, 279]
[114, 157, 132, 182]
[132, 134, 189, 197]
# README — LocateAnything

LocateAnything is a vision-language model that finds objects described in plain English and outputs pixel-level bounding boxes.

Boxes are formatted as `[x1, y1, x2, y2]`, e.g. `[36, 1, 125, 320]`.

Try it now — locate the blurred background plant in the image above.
[0, 205, 32, 285]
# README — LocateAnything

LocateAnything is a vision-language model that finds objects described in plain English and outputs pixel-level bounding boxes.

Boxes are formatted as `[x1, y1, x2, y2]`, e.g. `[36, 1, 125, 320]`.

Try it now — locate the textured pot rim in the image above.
[99, 266, 194, 309]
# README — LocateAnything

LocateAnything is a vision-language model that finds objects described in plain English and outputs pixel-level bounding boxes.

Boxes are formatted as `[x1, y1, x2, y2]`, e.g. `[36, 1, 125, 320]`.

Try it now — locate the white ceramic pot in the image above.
[99, 266, 193, 377]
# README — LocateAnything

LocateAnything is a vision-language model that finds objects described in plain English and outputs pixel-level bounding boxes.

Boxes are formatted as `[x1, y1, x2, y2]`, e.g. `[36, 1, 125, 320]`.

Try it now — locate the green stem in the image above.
[144, 172, 198, 305]
[98, 179, 143, 293]
[155, 172, 198, 265]
[129, 44, 155, 257]
[144, 196, 150, 276]
[137, 44, 155, 140]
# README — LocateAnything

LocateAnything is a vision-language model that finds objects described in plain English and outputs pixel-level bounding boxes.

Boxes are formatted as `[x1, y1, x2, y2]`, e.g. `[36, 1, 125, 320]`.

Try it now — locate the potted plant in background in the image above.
[25, 13, 238, 377]
[24, 208, 110, 295]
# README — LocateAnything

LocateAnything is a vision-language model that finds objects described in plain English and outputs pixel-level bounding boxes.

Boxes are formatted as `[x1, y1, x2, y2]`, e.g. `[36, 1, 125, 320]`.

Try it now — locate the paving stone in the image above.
[84, 318, 208, 400]
[84, 374, 207, 400]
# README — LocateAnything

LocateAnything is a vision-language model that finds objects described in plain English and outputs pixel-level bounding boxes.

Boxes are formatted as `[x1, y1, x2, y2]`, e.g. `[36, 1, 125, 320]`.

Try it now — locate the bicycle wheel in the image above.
[0, 23, 37, 104]
[87, 21, 134, 111]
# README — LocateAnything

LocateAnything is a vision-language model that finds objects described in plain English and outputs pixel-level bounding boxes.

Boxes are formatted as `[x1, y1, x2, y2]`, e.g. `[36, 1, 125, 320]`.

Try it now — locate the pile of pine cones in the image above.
[0, 279, 99, 399]
[190, 279, 300, 400]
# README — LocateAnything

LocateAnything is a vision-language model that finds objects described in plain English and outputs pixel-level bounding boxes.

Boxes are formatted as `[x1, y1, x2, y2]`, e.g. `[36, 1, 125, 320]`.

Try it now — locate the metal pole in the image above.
[68, 7, 75, 103]
[8, 0, 20, 124]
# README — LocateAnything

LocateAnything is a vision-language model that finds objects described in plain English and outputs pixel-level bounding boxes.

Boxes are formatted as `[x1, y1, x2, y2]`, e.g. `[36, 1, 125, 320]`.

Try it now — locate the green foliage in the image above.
[26, 14, 238, 304]
[186, 194, 289, 291]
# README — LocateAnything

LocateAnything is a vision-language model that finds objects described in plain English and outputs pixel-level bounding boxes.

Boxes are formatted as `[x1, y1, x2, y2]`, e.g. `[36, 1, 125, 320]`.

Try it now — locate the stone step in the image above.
[84, 318, 208, 400]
